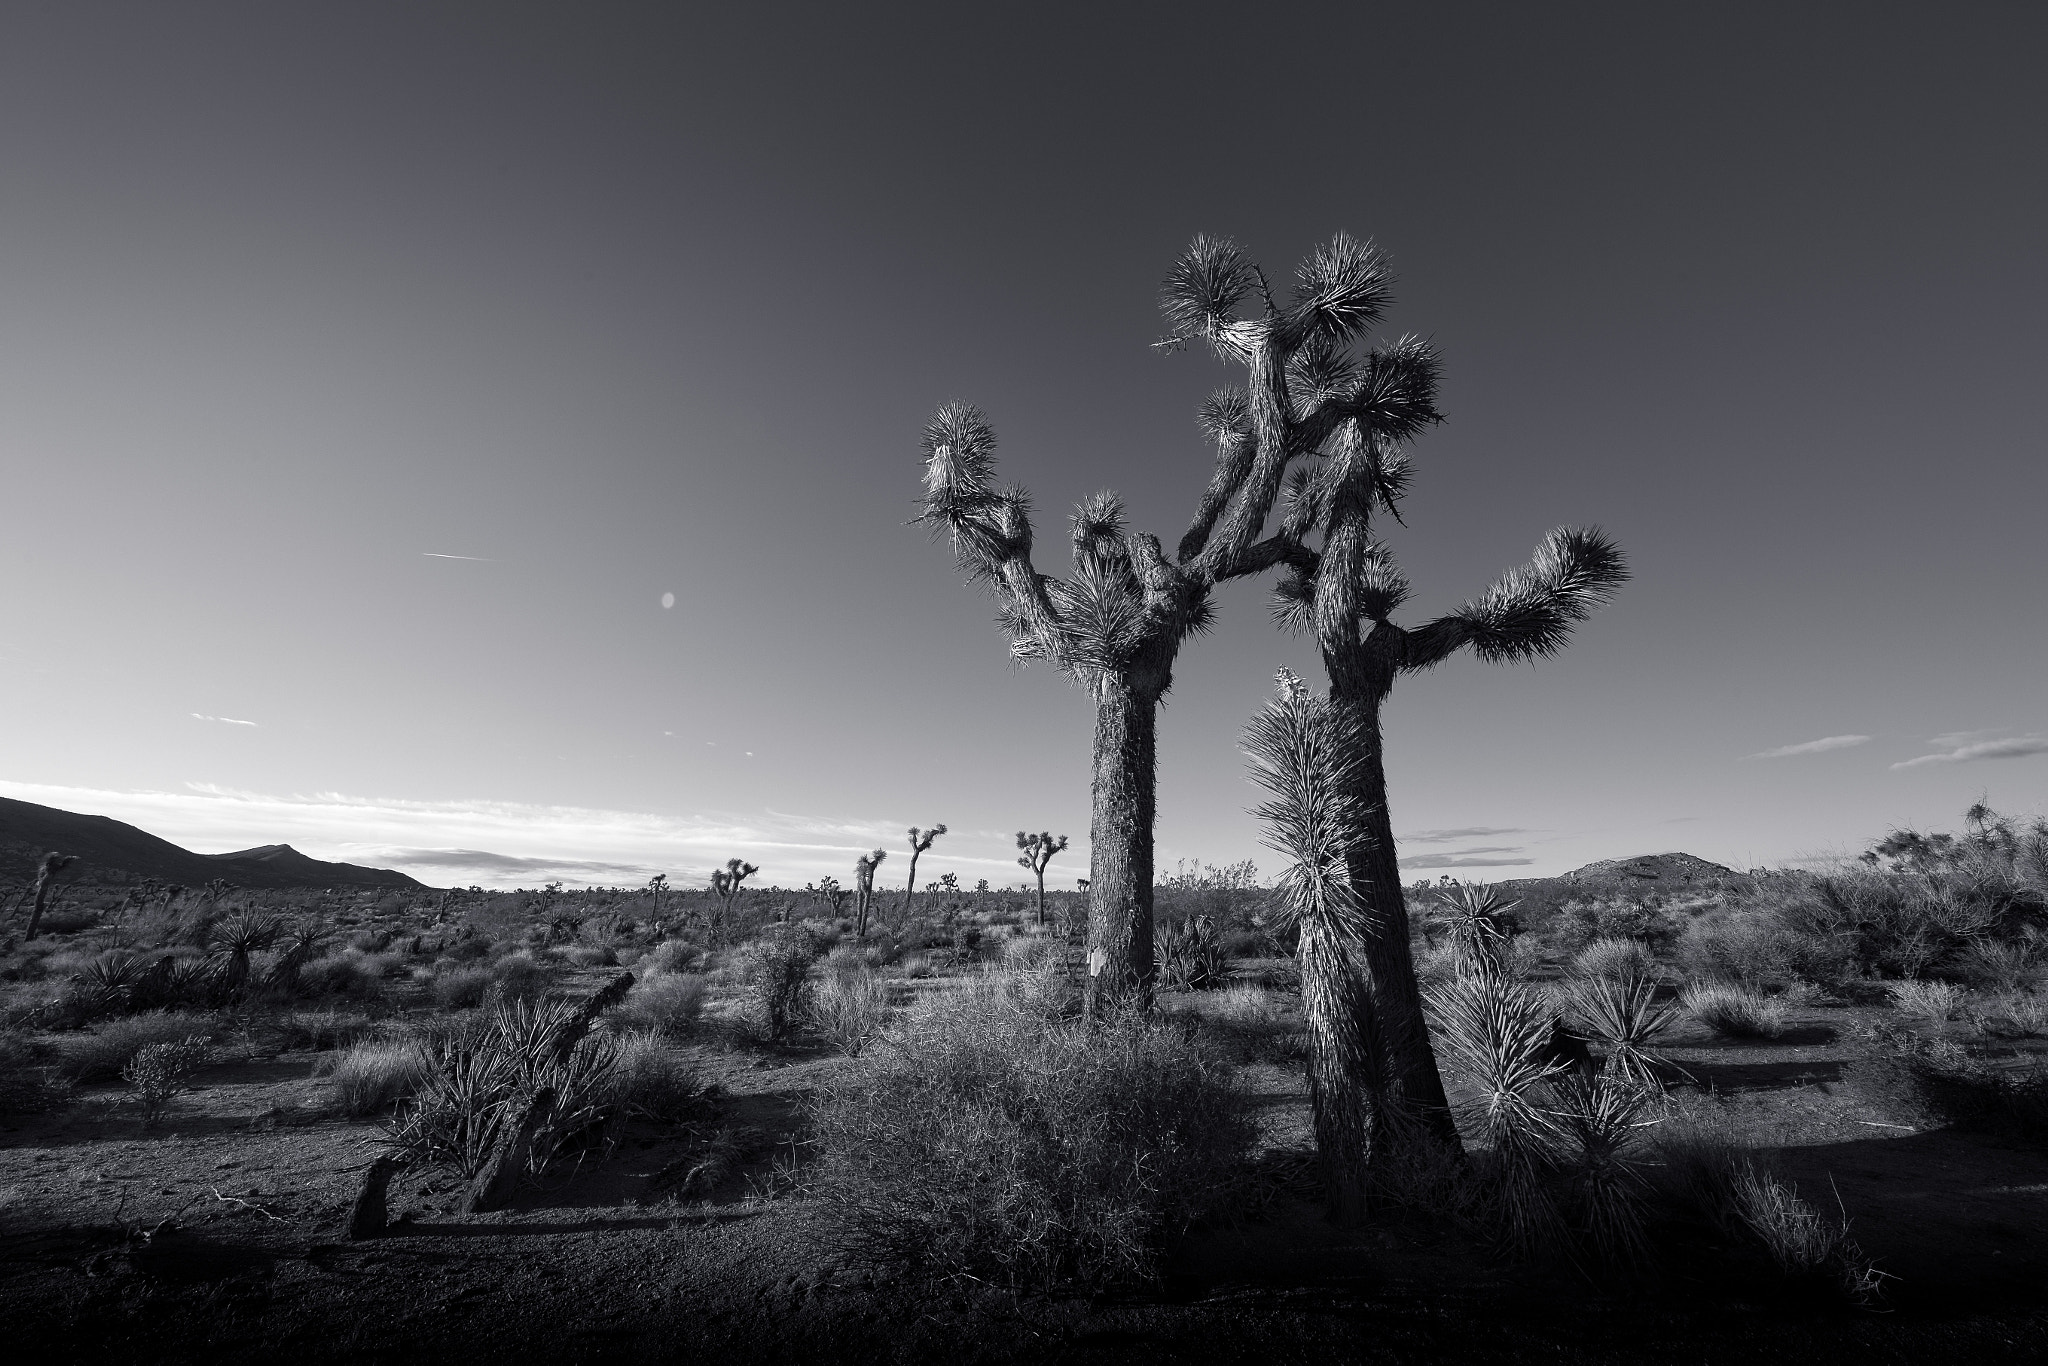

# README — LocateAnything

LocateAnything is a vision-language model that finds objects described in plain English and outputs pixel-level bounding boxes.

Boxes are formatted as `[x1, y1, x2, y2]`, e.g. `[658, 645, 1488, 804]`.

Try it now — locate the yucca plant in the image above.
[1016, 831, 1069, 928]
[916, 235, 1405, 1014]
[1430, 882, 1523, 977]
[265, 921, 326, 994]
[1556, 972, 1678, 1089]
[1242, 669, 1390, 1221]
[208, 912, 281, 1000]
[1156, 915, 1231, 991]
[70, 950, 147, 1019]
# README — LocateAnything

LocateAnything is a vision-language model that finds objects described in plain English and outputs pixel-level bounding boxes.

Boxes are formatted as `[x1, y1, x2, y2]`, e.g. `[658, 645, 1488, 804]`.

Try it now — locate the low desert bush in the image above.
[271, 1008, 378, 1052]
[1843, 1030, 2048, 1135]
[489, 951, 554, 1003]
[58, 1011, 216, 1082]
[433, 965, 495, 1011]
[318, 1039, 428, 1117]
[1675, 912, 1808, 991]
[122, 1036, 212, 1126]
[739, 932, 822, 1043]
[298, 950, 395, 1000]
[808, 968, 1256, 1290]
[808, 962, 890, 1055]
[1976, 993, 2048, 1039]
[605, 1029, 712, 1125]
[563, 944, 618, 968]
[610, 972, 707, 1038]
[641, 939, 703, 976]
[1681, 983, 1788, 1040]
[1572, 937, 1659, 984]
[1001, 932, 1063, 972]
[1546, 896, 1693, 958]
[1652, 1118, 1884, 1305]
[1956, 938, 2045, 994]
[1886, 978, 1965, 1024]
[0, 1028, 63, 1114]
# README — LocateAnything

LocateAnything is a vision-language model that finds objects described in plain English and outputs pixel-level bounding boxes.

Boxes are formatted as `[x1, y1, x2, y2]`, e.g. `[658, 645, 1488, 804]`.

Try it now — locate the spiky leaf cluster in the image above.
[1241, 670, 1374, 938]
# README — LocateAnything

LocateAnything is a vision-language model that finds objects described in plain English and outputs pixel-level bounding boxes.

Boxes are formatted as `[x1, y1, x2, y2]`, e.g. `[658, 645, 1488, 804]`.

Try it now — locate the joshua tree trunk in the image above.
[1324, 636, 1459, 1151]
[23, 854, 75, 943]
[1033, 869, 1047, 927]
[900, 851, 922, 916]
[1084, 670, 1163, 1016]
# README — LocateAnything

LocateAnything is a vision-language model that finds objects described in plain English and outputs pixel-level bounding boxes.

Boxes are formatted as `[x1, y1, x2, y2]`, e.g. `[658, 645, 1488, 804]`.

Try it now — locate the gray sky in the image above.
[2, 3, 2042, 889]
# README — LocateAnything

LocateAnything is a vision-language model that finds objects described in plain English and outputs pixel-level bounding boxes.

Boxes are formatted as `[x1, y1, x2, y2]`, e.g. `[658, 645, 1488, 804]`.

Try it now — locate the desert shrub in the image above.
[563, 944, 618, 968]
[1192, 983, 1306, 1065]
[1977, 993, 2048, 1040]
[433, 965, 495, 1011]
[1956, 938, 2045, 994]
[1546, 896, 1693, 958]
[1572, 937, 1659, 984]
[610, 972, 707, 1038]
[122, 1036, 212, 1126]
[739, 932, 823, 1043]
[0, 1028, 64, 1114]
[807, 969, 1256, 1290]
[1886, 978, 1965, 1024]
[272, 1008, 377, 1052]
[1681, 983, 1788, 1039]
[1001, 932, 1064, 972]
[1675, 912, 1808, 990]
[299, 950, 395, 999]
[35, 906, 98, 936]
[489, 951, 554, 1003]
[317, 1039, 426, 1116]
[809, 962, 890, 1055]
[1652, 1119, 1884, 1305]
[1843, 1031, 2048, 1135]
[1157, 915, 1229, 991]
[641, 939, 703, 976]
[605, 1030, 712, 1124]
[58, 1011, 216, 1082]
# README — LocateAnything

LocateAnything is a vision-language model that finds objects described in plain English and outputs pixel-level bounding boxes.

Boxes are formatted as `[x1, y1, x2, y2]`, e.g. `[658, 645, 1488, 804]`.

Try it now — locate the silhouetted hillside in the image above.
[0, 797, 427, 890]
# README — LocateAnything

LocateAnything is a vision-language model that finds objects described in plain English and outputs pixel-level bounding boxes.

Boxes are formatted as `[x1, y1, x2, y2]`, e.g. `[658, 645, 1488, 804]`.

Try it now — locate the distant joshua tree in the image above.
[1258, 268, 1628, 1151]
[898, 825, 946, 916]
[809, 875, 850, 919]
[852, 849, 887, 937]
[23, 852, 77, 942]
[645, 873, 669, 927]
[709, 859, 758, 933]
[1016, 832, 1069, 928]
[918, 234, 1430, 1015]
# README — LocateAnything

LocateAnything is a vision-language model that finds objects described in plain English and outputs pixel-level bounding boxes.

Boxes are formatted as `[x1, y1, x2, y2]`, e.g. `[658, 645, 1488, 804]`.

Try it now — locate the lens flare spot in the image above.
[660, 592, 675, 609]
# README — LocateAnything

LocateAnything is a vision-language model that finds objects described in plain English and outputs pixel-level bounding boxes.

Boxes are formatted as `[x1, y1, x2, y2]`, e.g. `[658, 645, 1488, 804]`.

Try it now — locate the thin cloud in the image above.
[1929, 729, 1999, 749]
[191, 713, 257, 726]
[1747, 735, 1870, 760]
[1401, 854, 1536, 870]
[1892, 734, 2048, 770]
[422, 553, 492, 561]
[1403, 827, 1529, 844]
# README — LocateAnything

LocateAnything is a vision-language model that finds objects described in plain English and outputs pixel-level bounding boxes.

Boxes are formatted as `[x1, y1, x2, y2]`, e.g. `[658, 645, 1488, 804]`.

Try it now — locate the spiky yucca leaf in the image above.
[1160, 234, 1261, 349]
[1282, 232, 1391, 348]
[1550, 1072, 1653, 1265]
[1241, 670, 1372, 938]
[1449, 527, 1630, 664]
[1429, 883, 1523, 976]
[1286, 335, 1358, 409]
[1425, 970, 1566, 1158]
[1348, 336, 1444, 447]
[1197, 387, 1251, 446]
[1556, 974, 1678, 1089]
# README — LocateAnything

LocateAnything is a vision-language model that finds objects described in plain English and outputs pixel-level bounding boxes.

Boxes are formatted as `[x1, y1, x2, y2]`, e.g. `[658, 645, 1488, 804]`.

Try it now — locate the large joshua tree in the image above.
[918, 233, 1430, 1013]
[1015, 831, 1069, 928]
[898, 825, 946, 916]
[1268, 360, 1629, 1151]
[22, 852, 77, 942]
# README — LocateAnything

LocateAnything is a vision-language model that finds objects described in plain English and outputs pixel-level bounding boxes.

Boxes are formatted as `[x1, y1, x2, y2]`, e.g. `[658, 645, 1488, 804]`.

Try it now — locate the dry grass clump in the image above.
[604, 1030, 712, 1125]
[57, 1010, 217, 1082]
[1680, 983, 1788, 1040]
[432, 965, 495, 1011]
[1650, 1118, 1886, 1306]
[271, 1008, 378, 1052]
[641, 939, 704, 976]
[1001, 931, 1064, 972]
[1572, 936, 1658, 983]
[1184, 983, 1308, 1065]
[610, 972, 708, 1038]
[1886, 978, 1965, 1024]
[807, 967, 1255, 1291]
[808, 959, 890, 1055]
[317, 1038, 429, 1117]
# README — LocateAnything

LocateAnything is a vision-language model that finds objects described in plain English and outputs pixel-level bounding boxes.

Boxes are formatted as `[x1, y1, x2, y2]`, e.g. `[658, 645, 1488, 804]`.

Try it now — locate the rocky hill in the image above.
[0, 796, 427, 891]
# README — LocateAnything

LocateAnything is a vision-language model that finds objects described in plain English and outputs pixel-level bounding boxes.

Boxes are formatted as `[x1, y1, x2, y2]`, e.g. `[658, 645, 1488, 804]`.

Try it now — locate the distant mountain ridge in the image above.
[0, 796, 427, 890]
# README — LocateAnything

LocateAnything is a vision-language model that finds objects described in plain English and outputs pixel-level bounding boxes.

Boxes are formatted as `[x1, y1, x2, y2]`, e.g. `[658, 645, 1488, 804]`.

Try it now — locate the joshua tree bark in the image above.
[917, 234, 1399, 1015]
[898, 825, 945, 917]
[23, 852, 76, 942]
[1016, 831, 1069, 928]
